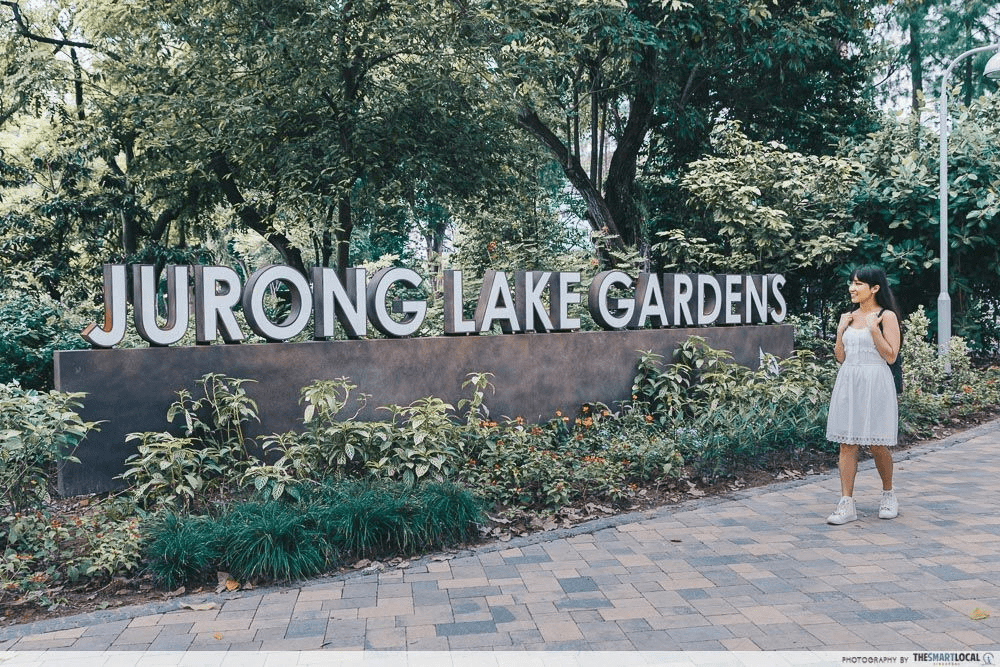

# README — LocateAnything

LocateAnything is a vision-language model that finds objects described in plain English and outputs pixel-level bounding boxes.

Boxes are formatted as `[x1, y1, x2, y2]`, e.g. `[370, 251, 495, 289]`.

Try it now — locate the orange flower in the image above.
[555, 410, 562, 417]
[645, 415, 654, 423]
[582, 406, 589, 413]
[583, 417, 593, 427]
[962, 385, 973, 394]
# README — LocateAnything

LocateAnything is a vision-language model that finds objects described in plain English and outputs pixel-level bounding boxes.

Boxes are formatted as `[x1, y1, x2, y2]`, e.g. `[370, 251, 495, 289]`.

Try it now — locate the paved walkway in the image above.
[2, 420, 999, 655]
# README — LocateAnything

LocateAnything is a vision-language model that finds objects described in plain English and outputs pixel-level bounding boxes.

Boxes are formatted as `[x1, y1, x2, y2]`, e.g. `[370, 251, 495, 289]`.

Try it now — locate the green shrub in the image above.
[896, 306, 996, 436]
[119, 432, 207, 511]
[0, 290, 88, 390]
[413, 482, 486, 548]
[121, 373, 263, 509]
[457, 408, 684, 509]
[629, 338, 833, 480]
[368, 397, 461, 485]
[0, 384, 96, 513]
[1, 501, 144, 608]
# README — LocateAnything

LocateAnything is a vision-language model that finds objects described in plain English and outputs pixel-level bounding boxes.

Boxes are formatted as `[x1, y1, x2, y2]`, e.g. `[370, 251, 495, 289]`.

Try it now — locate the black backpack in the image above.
[878, 309, 903, 395]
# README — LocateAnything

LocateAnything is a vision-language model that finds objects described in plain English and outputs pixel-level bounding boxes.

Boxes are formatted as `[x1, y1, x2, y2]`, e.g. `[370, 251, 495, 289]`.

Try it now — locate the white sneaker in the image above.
[827, 496, 857, 525]
[879, 490, 899, 519]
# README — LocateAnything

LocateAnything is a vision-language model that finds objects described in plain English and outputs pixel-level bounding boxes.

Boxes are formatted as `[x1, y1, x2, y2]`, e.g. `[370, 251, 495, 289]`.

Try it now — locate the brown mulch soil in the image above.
[2, 408, 997, 629]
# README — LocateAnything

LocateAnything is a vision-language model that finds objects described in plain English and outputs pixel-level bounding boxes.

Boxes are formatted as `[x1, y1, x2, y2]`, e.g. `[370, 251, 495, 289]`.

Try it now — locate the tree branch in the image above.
[209, 152, 306, 275]
[2, 1, 121, 61]
[517, 106, 624, 252]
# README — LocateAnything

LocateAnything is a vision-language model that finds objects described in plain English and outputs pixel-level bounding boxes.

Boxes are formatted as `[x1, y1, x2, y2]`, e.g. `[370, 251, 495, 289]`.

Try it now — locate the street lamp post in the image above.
[938, 44, 1000, 369]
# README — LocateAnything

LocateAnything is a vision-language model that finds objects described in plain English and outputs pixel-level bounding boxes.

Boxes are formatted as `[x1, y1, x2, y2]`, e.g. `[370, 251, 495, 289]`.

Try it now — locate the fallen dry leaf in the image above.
[180, 602, 217, 611]
[970, 607, 990, 621]
[213, 633, 223, 640]
[215, 572, 240, 594]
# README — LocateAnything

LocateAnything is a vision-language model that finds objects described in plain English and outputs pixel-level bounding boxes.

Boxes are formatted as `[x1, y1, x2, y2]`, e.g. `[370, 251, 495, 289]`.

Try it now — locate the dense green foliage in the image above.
[2, 331, 997, 608]
[0, 384, 94, 512]
[1, 0, 999, 349]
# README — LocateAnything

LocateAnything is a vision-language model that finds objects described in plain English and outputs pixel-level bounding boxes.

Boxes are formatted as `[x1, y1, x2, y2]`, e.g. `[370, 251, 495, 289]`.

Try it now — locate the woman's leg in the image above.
[870, 445, 893, 490]
[839, 444, 860, 496]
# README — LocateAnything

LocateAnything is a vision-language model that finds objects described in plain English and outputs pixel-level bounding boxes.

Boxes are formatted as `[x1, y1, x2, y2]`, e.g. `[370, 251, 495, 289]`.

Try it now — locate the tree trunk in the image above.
[907, 11, 923, 117]
[335, 196, 352, 281]
[602, 45, 658, 251]
[210, 152, 306, 275]
[517, 107, 625, 254]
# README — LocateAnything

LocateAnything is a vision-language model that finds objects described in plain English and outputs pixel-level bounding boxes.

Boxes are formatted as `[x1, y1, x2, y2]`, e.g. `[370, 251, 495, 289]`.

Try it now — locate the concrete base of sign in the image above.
[55, 325, 792, 495]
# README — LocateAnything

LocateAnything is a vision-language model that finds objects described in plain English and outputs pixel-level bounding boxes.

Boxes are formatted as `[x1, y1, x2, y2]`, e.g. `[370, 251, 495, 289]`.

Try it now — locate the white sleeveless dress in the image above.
[825, 325, 898, 447]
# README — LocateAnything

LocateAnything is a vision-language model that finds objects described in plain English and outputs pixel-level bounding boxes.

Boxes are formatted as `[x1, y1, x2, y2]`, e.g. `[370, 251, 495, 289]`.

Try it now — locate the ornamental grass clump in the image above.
[307, 480, 421, 558]
[413, 481, 486, 548]
[143, 513, 221, 590]
[218, 501, 329, 583]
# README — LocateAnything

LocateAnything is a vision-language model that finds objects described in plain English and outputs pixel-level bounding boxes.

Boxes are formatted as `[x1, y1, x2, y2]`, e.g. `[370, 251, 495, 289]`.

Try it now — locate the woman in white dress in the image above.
[825, 266, 902, 525]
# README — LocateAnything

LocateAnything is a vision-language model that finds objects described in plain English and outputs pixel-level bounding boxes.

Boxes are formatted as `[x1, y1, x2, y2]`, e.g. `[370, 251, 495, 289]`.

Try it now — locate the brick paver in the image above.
[2, 419, 999, 657]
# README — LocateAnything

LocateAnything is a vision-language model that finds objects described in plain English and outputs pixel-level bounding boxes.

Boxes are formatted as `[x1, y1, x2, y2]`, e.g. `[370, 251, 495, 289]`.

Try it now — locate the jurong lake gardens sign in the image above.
[82, 264, 788, 346]
[56, 263, 793, 495]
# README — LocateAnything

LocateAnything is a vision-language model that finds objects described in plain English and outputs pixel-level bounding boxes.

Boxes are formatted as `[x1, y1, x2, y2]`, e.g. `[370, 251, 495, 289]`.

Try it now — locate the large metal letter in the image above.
[589, 270, 634, 330]
[723, 274, 744, 325]
[194, 265, 245, 344]
[515, 271, 554, 333]
[82, 264, 128, 348]
[313, 267, 367, 339]
[443, 270, 476, 335]
[744, 274, 768, 324]
[132, 265, 190, 346]
[629, 272, 666, 329]
[366, 267, 426, 337]
[549, 272, 581, 331]
[769, 273, 787, 323]
[697, 275, 723, 325]
[243, 265, 312, 342]
[475, 270, 520, 334]
[667, 274, 696, 326]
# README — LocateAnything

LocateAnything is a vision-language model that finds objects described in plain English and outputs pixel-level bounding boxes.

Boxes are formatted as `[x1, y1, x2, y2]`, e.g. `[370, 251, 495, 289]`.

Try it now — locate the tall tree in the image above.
[483, 0, 878, 263]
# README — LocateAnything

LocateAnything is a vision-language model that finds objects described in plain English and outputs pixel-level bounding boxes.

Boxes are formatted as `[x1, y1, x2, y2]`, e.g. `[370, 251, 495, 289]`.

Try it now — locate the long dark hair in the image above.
[850, 265, 904, 342]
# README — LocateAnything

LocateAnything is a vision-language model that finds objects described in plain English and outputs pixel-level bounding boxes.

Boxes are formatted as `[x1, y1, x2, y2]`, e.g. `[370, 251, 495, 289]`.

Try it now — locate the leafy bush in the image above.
[631, 338, 834, 480]
[121, 373, 262, 509]
[898, 306, 1000, 435]
[0, 290, 88, 390]
[368, 397, 462, 485]
[1, 503, 143, 608]
[457, 407, 684, 509]
[0, 384, 95, 513]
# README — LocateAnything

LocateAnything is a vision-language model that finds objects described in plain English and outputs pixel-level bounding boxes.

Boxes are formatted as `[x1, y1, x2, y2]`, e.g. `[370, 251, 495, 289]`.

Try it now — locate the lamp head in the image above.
[986, 50, 1000, 80]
